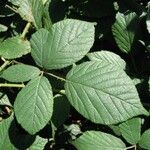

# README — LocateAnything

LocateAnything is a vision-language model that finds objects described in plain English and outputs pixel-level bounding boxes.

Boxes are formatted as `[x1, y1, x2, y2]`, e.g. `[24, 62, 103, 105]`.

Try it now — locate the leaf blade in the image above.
[31, 19, 95, 69]
[65, 61, 148, 124]
[71, 131, 126, 150]
[14, 76, 53, 134]
[1, 64, 41, 83]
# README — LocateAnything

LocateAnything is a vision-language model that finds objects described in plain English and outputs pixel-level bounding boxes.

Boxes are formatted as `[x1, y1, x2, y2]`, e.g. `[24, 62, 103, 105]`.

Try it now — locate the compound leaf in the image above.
[31, 19, 95, 70]
[71, 131, 126, 150]
[1, 64, 41, 83]
[119, 118, 141, 144]
[112, 12, 139, 53]
[65, 61, 148, 124]
[14, 76, 53, 134]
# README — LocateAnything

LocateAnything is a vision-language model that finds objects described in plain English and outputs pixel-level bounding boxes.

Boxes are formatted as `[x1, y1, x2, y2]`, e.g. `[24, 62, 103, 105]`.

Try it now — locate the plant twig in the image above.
[126, 145, 136, 150]
[0, 83, 25, 88]
[44, 72, 66, 82]
[5, 5, 18, 14]
[21, 22, 31, 39]
[0, 61, 10, 72]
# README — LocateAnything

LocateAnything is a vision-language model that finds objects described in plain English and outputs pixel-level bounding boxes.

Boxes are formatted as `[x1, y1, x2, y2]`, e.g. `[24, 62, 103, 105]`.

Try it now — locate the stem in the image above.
[21, 22, 31, 39]
[0, 83, 25, 88]
[5, 5, 18, 14]
[0, 61, 10, 72]
[44, 72, 66, 82]
[126, 145, 136, 150]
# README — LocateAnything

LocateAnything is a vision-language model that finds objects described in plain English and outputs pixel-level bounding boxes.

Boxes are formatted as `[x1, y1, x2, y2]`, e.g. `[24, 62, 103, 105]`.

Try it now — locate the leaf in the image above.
[52, 94, 70, 128]
[0, 24, 8, 32]
[29, 136, 47, 150]
[1, 64, 41, 83]
[0, 114, 16, 150]
[87, 51, 126, 69]
[119, 118, 141, 144]
[71, 131, 126, 150]
[0, 92, 12, 106]
[65, 61, 148, 124]
[9, 0, 44, 28]
[0, 36, 31, 59]
[42, 0, 52, 31]
[14, 76, 53, 135]
[31, 19, 95, 70]
[112, 12, 139, 53]
[139, 129, 150, 150]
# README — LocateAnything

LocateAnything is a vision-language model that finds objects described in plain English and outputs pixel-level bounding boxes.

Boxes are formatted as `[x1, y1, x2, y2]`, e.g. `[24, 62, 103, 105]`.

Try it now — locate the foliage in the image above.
[0, 0, 150, 149]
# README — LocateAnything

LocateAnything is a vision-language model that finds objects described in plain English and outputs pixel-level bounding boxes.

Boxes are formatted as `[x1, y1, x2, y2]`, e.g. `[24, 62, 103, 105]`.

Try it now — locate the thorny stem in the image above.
[126, 145, 136, 150]
[44, 72, 66, 82]
[0, 83, 25, 88]
[21, 22, 31, 39]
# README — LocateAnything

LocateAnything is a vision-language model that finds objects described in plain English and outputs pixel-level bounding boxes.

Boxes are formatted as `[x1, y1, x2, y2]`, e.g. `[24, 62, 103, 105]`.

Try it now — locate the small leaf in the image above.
[0, 36, 31, 59]
[119, 118, 141, 144]
[0, 114, 16, 150]
[112, 12, 139, 53]
[0, 24, 8, 32]
[139, 129, 150, 150]
[31, 19, 95, 69]
[9, 0, 44, 28]
[1, 64, 41, 83]
[0, 92, 12, 106]
[87, 51, 126, 69]
[29, 136, 47, 150]
[14, 76, 53, 134]
[71, 131, 126, 150]
[65, 61, 148, 124]
[52, 94, 70, 128]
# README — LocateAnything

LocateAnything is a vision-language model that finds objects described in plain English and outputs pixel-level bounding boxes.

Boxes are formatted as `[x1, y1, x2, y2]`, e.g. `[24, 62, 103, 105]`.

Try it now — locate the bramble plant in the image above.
[0, 0, 150, 149]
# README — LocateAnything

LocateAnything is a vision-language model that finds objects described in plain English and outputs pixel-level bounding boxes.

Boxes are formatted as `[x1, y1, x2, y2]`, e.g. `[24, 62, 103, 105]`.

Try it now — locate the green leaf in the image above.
[87, 51, 126, 69]
[1, 64, 41, 83]
[29, 136, 47, 150]
[0, 24, 8, 32]
[139, 129, 150, 150]
[14, 76, 53, 134]
[9, 0, 44, 28]
[42, 0, 52, 31]
[119, 118, 141, 144]
[0, 115, 16, 150]
[65, 61, 148, 124]
[31, 19, 95, 70]
[71, 131, 126, 150]
[0, 92, 12, 106]
[0, 36, 31, 59]
[112, 12, 139, 53]
[52, 94, 70, 128]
